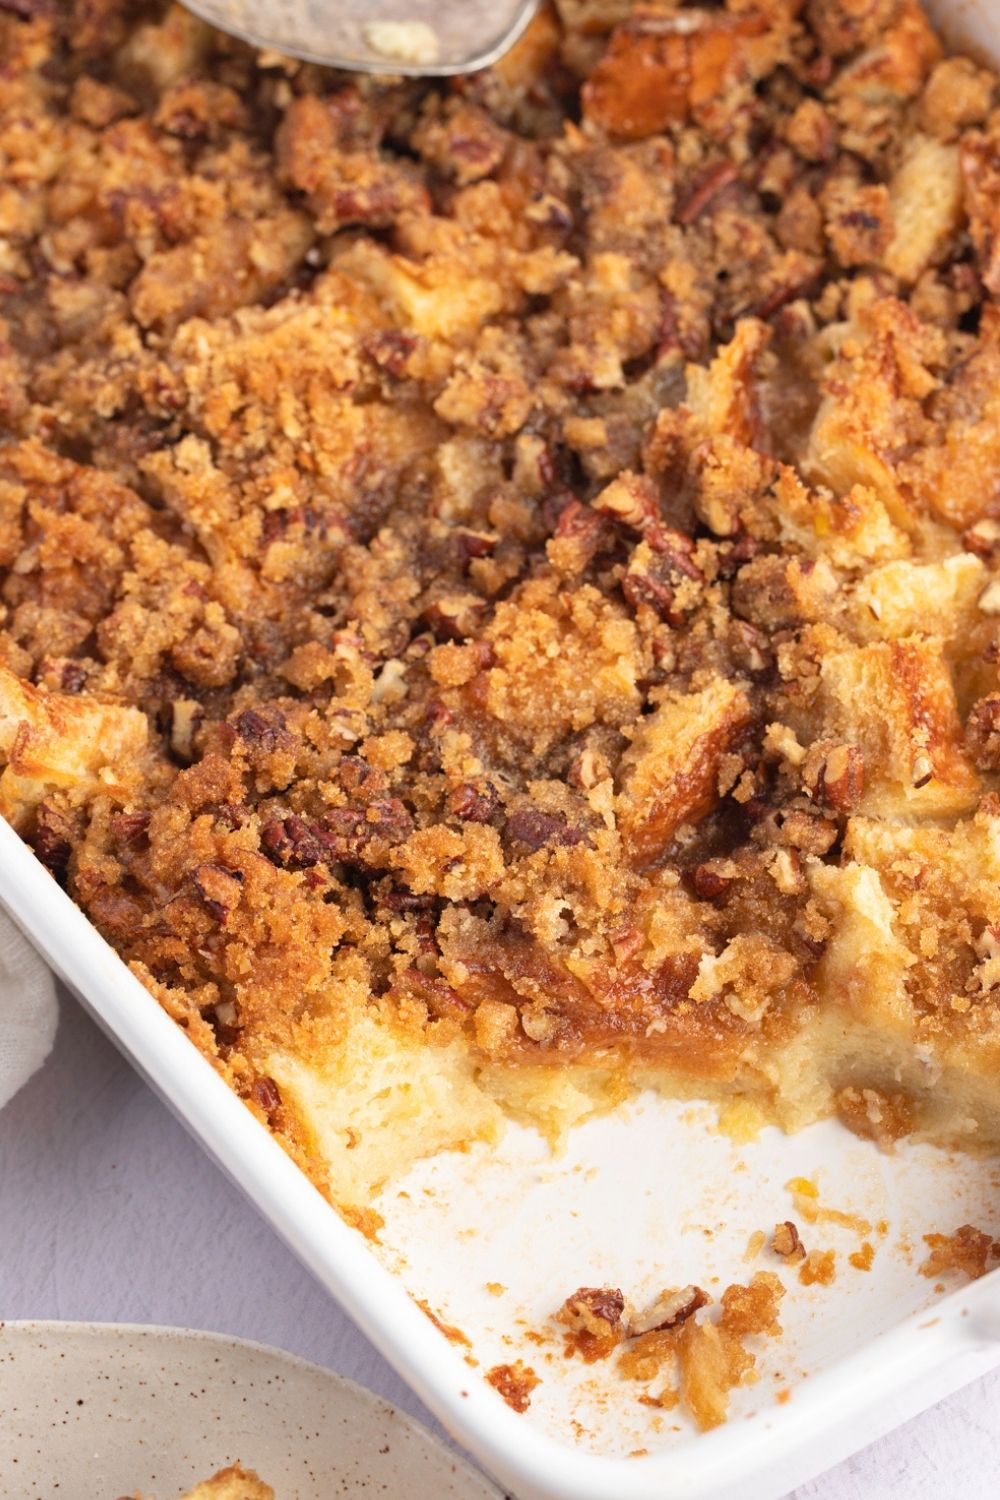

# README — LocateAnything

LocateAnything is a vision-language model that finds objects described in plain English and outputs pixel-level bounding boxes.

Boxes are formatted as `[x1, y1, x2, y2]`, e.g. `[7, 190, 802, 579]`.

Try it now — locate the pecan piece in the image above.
[364, 329, 418, 377]
[169, 698, 203, 765]
[506, 809, 590, 853]
[966, 696, 1000, 771]
[920, 1224, 1000, 1281]
[623, 536, 702, 626]
[963, 519, 1000, 558]
[677, 160, 740, 225]
[110, 810, 151, 845]
[251, 1075, 281, 1117]
[548, 498, 611, 575]
[557, 1286, 628, 1362]
[771, 1221, 805, 1261]
[423, 593, 486, 642]
[815, 744, 864, 811]
[192, 862, 244, 922]
[234, 706, 288, 752]
[592, 470, 657, 527]
[30, 801, 74, 879]
[628, 1284, 708, 1337]
[454, 528, 497, 564]
[751, 805, 839, 855]
[260, 814, 327, 869]
[691, 861, 734, 900]
[448, 780, 501, 823]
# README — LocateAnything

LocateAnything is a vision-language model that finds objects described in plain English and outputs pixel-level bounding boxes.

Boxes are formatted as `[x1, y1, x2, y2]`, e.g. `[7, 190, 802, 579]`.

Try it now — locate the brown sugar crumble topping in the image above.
[2, 0, 1000, 1232]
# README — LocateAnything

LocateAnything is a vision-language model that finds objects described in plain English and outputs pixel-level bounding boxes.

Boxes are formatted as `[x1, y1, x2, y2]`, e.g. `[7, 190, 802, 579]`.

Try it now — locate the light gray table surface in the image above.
[1, 988, 998, 1499]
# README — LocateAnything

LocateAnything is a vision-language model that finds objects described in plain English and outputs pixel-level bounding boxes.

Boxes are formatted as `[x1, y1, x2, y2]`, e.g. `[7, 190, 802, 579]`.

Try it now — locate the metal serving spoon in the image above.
[182, 0, 541, 74]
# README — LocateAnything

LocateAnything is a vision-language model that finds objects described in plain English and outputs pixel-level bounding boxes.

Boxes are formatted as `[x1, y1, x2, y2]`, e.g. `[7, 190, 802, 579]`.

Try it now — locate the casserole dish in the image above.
[2, 0, 1000, 1495]
[2, 789, 1000, 1500]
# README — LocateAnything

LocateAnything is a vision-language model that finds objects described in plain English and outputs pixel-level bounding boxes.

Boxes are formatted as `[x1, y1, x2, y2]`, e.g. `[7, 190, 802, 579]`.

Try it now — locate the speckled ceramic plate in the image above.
[0, 1322, 502, 1500]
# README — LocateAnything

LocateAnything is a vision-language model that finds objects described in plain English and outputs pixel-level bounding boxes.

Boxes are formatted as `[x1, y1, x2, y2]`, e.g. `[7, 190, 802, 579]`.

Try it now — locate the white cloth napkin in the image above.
[0, 907, 58, 1109]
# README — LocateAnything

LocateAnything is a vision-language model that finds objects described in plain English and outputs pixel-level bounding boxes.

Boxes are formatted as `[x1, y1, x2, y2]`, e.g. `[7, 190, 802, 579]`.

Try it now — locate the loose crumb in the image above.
[798, 1250, 837, 1287]
[415, 1298, 472, 1347]
[920, 1225, 1000, 1281]
[485, 1361, 540, 1413]
[849, 1241, 875, 1271]
[744, 1230, 767, 1262]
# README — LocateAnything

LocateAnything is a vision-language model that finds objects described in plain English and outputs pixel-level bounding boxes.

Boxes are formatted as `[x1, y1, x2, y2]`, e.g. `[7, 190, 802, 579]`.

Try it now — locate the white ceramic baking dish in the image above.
[3, 3, 999, 1494]
[4, 822, 1000, 1500]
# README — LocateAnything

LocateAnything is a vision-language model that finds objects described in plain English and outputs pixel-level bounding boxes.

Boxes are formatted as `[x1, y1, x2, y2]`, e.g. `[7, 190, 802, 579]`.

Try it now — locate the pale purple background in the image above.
[2, 988, 998, 1498]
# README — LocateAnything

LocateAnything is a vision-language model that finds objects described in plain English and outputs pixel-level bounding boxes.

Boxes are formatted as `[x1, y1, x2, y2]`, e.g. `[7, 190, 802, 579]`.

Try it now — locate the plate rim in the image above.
[0, 1317, 505, 1498]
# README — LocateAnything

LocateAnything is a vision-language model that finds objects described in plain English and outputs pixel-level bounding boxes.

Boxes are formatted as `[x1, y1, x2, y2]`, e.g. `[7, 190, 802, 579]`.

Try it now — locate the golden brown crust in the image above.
[1, 0, 1000, 1203]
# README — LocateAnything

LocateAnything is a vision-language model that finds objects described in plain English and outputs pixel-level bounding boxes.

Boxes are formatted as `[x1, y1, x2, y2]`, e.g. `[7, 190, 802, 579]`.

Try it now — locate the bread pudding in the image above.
[125, 1465, 273, 1500]
[1, 0, 1000, 1222]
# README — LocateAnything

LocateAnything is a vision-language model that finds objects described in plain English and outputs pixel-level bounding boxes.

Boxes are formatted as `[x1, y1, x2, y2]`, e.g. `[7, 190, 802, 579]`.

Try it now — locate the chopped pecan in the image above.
[317, 799, 414, 869]
[454, 528, 497, 563]
[60, 661, 86, 694]
[691, 861, 734, 900]
[729, 619, 772, 675]
[192, 862, 244, 922]
[364, 329, 418, 377]
[169, 698, 203, 764]
[421, 592, 485, 642]
[628, 1285, 708, 1337]
[751, 805, 839, 855]
[592, 472, 659, 530]
[380, 887, 438, 913]
[260, 814, 326, 869]
[506, 809, 590, 853]
[234, 706, 288, 752]
[110, 810, 151, 845]
[732, 555, 802, 631]
[448, 781, 501, 823]
[911, 752, 934, 789]
[337, 755, 385, 799]
[30, 802, 74, 879]
[677, 161, 740, 225]
[771, 1221, 805, 1261]
[548, 498, 611, 575]
[623, 534, 702, 626]
[813, 744, 865, 812]
[557, 1286, 628, 1361]
[963, 519, 1000, 557]
[251, 1076, 281, 1117]
[965, 696, 1000, 771]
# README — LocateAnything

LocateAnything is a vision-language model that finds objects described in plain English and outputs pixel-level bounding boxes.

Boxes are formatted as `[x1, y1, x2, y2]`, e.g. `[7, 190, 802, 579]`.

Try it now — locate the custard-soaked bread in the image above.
[2, 0, 1000, 1214]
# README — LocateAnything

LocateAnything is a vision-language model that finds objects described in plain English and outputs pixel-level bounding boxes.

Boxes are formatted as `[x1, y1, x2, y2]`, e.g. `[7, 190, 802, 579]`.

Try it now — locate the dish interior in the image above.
[370, 1091, 1000, 1456]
